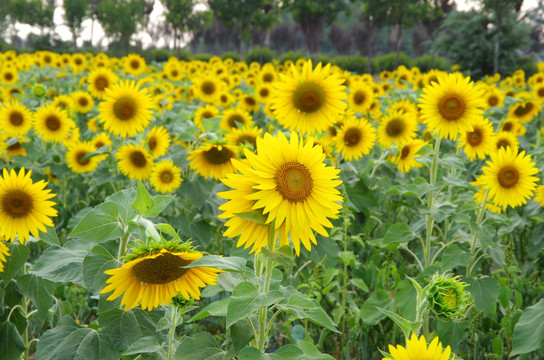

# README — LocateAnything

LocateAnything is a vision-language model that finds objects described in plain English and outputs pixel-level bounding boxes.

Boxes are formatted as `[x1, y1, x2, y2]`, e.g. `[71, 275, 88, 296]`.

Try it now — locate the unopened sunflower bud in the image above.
[32, 83, 47, 98]
[427, 272, 472, 320]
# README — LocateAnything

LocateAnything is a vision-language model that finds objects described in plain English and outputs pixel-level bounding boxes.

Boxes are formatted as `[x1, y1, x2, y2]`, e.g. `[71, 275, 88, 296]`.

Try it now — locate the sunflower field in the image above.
[1, 50, 544, 360]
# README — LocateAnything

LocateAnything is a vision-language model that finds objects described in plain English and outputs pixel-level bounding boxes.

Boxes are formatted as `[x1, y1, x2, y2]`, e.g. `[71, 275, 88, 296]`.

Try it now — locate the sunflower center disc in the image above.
[228, 115, 244, 129]
[467, 128, 483, 146]
[538, 88, 544, 97]
[148, 137, 157, 151]
[130, 60, 140, 69]
[496, 139, 510, 150]
[95, 141, 104, 148]
[386, 118, 406, 138]
[400, 145, 411, 160]
[237, 135, 256, 148]
[498, 166, 519, 188]
[131, 253, 193, 284]
[344, 128, 362, 147]
[275, 161, 313, 202]
[202, 111, 213, 119]
[113, 96, 137, 121]
[502, 122, 513, 132]
[260, 88, 269, 97]
[514, 102, 534, 117]
[45, 115, 61, 131]
[488, 96, 498, 107]
[203, 146, 233, 165]
[293, 81, 324, 114]
[1, 189, 34, 218]
[438, 94, 466, 120]
[79, 97, 88, 106]
[263, 73, 273, 82]
[171, 70, 179, 77]
[201, 81, 215, 95]
[160, 171, 173, 183]
[130, 151, 147, 168]
[353, 91, 365, 105]
[7, 142, 22, 151]
[245, 96, 256, 106]
[5, 72, 13, 81]
[10, 111, 23, 126]
[95, 77, 107, 90]
[76, 151, 90, 166]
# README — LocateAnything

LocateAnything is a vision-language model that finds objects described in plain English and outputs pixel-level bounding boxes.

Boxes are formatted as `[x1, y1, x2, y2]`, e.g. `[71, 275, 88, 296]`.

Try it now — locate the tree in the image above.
[161, 0, 212, 52]
[9, 0, 55, 36]
[287, 0, 348, 55]
[420, 0, 454, 67]
[96, 0, 146, 54]
[63, 0, 89, 49]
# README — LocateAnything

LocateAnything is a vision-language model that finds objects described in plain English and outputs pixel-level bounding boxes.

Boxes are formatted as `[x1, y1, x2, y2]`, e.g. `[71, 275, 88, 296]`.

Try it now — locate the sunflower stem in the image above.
[117, 229, 130, 261]
[424, 134, 441, 268]
[257, 225, 276, 352]
[167, 304, 179, 360]
[370, 148, 389, 178]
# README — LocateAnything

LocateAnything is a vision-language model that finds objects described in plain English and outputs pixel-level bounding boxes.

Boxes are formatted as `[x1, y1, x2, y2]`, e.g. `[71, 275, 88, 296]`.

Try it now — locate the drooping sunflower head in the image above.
[419, 73, 485, 140]
[382, 334, 455, 360]
[478, 146, 539, 209]
[101, 242, 221, 311]
[116, 143, 154, 181]
[187, 143, 238, 180]
[378, 110, 418, 148]
[0, 100, 33, 136]
[270, 60, 347, 135]
[427, 272, 472, 320]
[150, 160, 183, 194]
[0, 168, 58, 243]
[99, 80, 154, 138]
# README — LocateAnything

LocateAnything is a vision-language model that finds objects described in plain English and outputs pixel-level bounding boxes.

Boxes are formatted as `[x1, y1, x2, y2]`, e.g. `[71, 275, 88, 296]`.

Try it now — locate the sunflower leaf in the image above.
[226, 282, 284, 328]
[0, 321, 26, 360]
[511, 299, 544, 355]
[0, 243, 30, 283]
[30, 246, 86, 285]
[79, 146, 110, 162]
[234, 211, 269, 226]
[70, 201, 124, 243]
[184, 255, 247, 272]
[132, 181, 154, 215]
[16, 274, 55, 324]
[176, 332, 234, 360]
[276, 294, 338, 333]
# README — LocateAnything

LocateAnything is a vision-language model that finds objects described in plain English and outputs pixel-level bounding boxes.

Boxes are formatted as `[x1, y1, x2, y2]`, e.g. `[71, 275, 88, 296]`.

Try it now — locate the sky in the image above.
[8, 0, 540, 50]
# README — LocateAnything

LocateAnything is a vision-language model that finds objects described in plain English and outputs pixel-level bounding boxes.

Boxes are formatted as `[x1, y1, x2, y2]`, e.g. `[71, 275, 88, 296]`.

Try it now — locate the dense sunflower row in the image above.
[1, 49, 544, 359]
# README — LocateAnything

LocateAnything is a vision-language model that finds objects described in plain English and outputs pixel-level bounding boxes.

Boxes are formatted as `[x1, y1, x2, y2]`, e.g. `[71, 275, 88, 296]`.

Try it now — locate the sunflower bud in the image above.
[32, 83, 47, 98]
[427, 272, 472, 320]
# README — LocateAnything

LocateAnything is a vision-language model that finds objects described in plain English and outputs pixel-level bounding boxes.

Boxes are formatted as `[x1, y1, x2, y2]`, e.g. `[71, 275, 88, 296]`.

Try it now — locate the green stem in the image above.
[424, 134, 442, 268]
[167, 305, 179, 360]
[117, 229, 130, 261]
[257, 225, 276, 352]
[370, 148, 389, 178]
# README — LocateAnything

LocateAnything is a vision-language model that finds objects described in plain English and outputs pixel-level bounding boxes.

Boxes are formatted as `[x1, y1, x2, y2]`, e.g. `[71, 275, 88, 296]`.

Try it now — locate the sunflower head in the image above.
[383, 334, 455, 360]
[426, 272, 472, 320]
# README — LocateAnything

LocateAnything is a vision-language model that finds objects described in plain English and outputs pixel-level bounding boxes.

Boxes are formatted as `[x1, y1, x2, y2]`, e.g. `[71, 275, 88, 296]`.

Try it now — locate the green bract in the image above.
[427, 272, 473, 320]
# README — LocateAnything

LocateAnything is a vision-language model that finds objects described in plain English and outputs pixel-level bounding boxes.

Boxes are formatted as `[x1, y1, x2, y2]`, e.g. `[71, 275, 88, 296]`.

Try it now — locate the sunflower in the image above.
[71, 91, 94, 114]
[348, 85, 374, 114]
[477, 147, 539, 209]
[145, 126, 171, 159]
[270, 60, 347, 134]
[533, 185, 544, 207]
[123, 53, 146, 76]
[532, 83, 544, 103]
[88, 67, 118, 99]
[51, 94, 74, 113]
[0, 67, 18, 85]
[333, 117, 376, 161]
[389, 99, 419, 119]
[218, 159, 288, 254]
[99, 80, 154, 138]
[419, 73, 485, 140]
[494, 131, 519, 153]
[150, 160, 182, 194]
[457, 117, 496, 161]
[193, 105, 220, 132]
[220, 108, 253, 131]
[394, 139, 426, 173]
[382, 334, 454, 360]
[4, 136, 27, 159]
[378, 110, 418, 147]
[499, 118, 523, 135]
[233, 132, 343, 256]
[238, 94, 260, 113]
[116, 144, 154, 181]
[66, 141, 101, 174]
[33, 104, 75, 143]
[0, 168, 57, 243]
[0, 241, 9, 272]
[508, 99, 541, 123]
[484, 87, 505, 108]
[100, 245, 221, 311]
[225, 126, 262, 150]
[0, 100, 33, 136]
[187, 143, 238, 180]
[255, 83, 273, 104]
[196, 76, 221, 103]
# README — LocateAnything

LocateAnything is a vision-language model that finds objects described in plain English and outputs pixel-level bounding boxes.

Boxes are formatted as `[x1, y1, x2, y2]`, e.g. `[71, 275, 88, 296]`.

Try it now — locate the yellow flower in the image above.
[101, 247, 221, 311]
[0, 168, 57, 243]
[394, 139, 426, 173]
[71, 91, 94, 114]
[0, 100, 33, 136]
[0, 241, 9, 272]
[220, 108, 253, 131]
[508, 99, 541, 123]
[66, 141, 101, 174]
[87, 67, 118, 99]
[0, 67, 18, 85]
[533, 185, 544, 207]
[348, 84, 374, 114]
[150, 160, 183, 194]
[123, 53, 146, 76]
[494, 131, 519, 153]
[33, 104, 75, 143]
[145, 126, 171, 159]
[477, 147, 539, 209]
[187, 143, 238, 180]
[333, 116, 376, 161]
[378, 110, 418, 147]
[419, 73, 485, 140]
[116, 144, 154, 181]
[457, 118, 496, 161]
[270, 60, 347, 134]
[383, 334, 455, 360]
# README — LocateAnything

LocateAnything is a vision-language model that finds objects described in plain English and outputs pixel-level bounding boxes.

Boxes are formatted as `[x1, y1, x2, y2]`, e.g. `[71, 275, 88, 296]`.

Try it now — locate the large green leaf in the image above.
[226, 282, 284, 328]
[82, 245, 120, 293]
[367, 223, 415, 249]
[0, 321, 25, 360]
[122, 336, 163, 356]
[296, 341, 336, 360]
[0, 243, 29, 283]
[30, 246, 86, 285]
[359, 289, 395, 325]
[175, 332, 233, 360]
[237, 345, 303, 359]
[36, 316, 119, 360]
[465, 277, 499, 315]
[132, 181, 154, 215]
[70, 201, 124, 243]
[185, 255, 247, 272]
[276, 294, 338, 332]
[231, 317, 256, 353]
[105, 188, 137, 224]
[98, 308, 162, 351]
[16, 274, 55, 323]
[190, 297, 230, 322]
[511, 299, 544, 355]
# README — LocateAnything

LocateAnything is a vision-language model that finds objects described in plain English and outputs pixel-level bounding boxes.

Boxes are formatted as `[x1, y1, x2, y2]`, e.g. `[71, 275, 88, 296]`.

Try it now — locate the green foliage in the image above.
[372, 52, 413, 72]
[278, 51, 306, 64]
[244, 46, 276, 64]
[96, 0, 146, 53]
[332, 55, 371, 73]
[413, 54, 451, 72]
[63, 0, 89, 46]
[221, 51, 241, 62]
